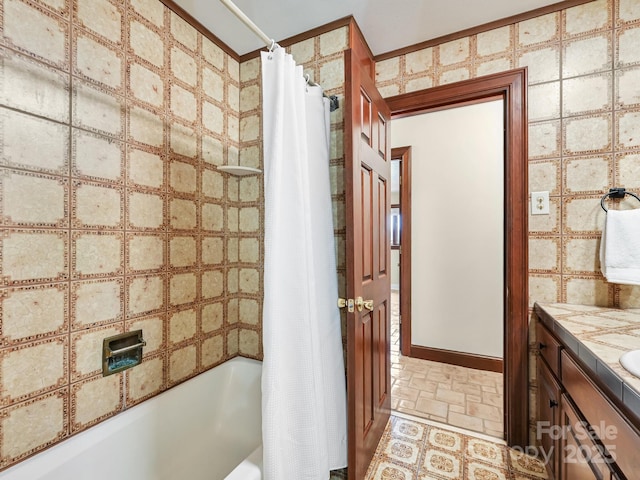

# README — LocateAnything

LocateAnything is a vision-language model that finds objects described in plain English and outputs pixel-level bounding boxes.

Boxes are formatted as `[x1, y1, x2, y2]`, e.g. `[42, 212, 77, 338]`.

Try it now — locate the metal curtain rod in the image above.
[219, 0, 276, 49]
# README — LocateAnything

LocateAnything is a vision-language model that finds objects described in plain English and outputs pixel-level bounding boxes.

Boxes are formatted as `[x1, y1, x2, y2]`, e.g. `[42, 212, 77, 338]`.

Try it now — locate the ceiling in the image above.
[173, 0, 565, 56]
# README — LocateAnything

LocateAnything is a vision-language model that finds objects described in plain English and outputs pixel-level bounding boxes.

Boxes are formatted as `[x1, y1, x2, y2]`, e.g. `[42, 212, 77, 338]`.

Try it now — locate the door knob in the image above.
[355, 297, 374, 312]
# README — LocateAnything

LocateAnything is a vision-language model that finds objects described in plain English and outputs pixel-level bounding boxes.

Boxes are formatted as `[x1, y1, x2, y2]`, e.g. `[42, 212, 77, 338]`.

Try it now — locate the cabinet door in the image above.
[537, 359, 561, 478]
[559, 394, 602, 480]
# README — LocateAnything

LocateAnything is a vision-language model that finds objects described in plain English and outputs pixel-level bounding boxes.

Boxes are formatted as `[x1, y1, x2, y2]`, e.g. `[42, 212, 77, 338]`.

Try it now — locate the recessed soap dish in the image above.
[102, 330, 146, 376]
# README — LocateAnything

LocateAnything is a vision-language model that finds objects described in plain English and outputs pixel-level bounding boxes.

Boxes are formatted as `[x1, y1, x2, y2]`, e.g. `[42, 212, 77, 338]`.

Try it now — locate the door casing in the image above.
[386, 68, 529, 448]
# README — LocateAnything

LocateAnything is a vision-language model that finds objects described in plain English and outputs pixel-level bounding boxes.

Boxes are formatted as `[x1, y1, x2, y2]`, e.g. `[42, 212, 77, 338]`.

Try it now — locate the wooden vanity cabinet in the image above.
[535, 319, 638, 480]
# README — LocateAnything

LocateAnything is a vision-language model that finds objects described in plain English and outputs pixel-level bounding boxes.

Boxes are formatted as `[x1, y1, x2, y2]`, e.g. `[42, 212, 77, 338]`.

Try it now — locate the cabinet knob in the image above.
[539, 342, 547, 351]
[549, 399, 558, 408]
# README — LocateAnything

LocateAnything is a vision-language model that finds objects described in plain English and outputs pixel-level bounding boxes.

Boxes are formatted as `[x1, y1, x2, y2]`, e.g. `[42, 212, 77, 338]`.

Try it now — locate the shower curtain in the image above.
[261, 48, 348, 479]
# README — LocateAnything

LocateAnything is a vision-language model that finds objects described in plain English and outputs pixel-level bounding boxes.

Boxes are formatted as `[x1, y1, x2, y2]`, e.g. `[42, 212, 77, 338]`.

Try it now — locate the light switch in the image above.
[531, 191, 549, 215]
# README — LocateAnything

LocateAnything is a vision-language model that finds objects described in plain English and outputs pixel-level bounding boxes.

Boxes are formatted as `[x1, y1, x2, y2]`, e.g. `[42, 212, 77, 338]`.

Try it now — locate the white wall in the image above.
[392, 100, 504, 358]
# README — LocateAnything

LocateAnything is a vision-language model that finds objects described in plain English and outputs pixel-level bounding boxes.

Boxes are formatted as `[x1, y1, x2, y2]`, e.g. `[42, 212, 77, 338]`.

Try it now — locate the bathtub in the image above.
[0, 357, 263, 480]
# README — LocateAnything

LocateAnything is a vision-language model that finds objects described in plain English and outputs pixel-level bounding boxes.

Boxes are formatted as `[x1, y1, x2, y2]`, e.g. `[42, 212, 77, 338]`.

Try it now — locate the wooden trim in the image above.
[239, 16, 353, 62]
[386, 69, 529, 448]
[374, 0, 596, 61]
[391, 146, 412, 358]
[410, 345, 503, 373]
[158, 0, 238, 60]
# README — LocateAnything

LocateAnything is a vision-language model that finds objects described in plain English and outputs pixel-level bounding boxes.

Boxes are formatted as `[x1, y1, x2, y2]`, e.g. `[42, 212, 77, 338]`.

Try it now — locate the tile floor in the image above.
[365, 413, 548, 479]
[390, 291, 505, 438]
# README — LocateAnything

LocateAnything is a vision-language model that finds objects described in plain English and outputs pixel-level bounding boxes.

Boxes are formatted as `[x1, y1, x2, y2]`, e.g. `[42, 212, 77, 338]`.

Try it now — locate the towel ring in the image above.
[600, 188, 640, 212]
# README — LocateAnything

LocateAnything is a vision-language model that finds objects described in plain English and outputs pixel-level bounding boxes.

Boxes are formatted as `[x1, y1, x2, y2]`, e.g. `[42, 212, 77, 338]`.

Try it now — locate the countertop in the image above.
[534, 302, 640, 421]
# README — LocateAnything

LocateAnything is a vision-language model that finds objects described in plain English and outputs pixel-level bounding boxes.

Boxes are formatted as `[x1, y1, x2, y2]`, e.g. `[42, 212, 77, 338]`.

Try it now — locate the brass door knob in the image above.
[355, 297, 374, 312]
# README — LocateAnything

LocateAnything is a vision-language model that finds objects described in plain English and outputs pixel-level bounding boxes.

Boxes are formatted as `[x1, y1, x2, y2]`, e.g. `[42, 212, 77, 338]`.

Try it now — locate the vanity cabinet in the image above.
[535, 319, 637, 480]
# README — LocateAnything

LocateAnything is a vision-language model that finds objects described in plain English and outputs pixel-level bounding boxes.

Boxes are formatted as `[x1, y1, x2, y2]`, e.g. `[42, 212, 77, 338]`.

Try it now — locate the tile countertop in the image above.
[534, 302, 640, 422]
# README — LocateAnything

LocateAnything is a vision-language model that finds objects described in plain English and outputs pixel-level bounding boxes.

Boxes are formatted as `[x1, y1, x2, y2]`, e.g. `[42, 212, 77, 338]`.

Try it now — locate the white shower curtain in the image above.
[261, 48, 348, 479]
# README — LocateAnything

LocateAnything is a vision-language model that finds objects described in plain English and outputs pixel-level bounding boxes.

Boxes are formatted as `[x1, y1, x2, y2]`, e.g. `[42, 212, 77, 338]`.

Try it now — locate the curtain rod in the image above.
[219, 0, 276, 50]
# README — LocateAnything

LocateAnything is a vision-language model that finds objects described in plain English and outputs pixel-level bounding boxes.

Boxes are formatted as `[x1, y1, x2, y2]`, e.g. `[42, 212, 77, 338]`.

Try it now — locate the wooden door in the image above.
[345, 48, 391, 480]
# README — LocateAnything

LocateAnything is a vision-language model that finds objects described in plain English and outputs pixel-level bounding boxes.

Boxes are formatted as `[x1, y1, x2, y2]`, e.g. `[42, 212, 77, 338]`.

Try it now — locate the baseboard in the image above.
[409, 345, 503, 373]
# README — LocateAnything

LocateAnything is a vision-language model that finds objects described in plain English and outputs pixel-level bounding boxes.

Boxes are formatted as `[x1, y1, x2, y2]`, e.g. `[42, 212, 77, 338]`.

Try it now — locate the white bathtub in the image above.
[0, 357, 263, 480]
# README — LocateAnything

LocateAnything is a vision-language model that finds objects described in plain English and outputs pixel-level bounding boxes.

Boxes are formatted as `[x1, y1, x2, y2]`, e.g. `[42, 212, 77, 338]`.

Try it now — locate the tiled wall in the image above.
[374, 0, 640, 445]
[376, 0, 640, 309]
[0, 0, 264, 469]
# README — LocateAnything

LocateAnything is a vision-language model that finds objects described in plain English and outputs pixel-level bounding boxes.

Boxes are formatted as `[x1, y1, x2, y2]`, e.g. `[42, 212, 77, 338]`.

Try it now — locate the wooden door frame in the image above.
[390, 147, 412, 358]
[386, 68, 529, 448]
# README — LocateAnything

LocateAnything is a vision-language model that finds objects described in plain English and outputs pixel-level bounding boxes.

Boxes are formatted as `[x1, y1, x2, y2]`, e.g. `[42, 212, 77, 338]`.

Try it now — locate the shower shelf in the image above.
[218, 165, 262, 176]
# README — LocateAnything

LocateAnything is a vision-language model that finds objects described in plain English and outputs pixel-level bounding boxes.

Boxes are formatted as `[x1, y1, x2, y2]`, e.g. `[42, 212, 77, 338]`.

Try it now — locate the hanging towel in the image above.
[600, 208, 640, 285]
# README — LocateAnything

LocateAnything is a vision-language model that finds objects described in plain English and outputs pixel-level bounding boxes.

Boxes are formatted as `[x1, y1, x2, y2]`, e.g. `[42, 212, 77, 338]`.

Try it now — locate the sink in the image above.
[620, 350, 640, 378]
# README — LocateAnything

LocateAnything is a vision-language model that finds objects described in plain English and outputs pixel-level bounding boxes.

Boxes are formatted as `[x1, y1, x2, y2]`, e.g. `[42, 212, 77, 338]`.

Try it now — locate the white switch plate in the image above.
[531, 191, 550, 215]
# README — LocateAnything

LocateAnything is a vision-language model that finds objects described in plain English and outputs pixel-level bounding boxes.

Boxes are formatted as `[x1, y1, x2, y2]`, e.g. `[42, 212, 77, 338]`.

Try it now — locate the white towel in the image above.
[600, 208, 640, 285]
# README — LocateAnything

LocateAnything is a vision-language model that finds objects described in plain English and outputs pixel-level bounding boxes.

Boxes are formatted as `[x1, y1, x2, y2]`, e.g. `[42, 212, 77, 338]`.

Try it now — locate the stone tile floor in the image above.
[390, 291, 505, 438]
[365, 413, 548, 479]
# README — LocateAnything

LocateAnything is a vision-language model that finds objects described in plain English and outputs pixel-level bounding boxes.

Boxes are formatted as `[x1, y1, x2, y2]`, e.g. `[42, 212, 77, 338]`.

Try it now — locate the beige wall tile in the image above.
[564, 237, 600, 273]
[227, 328, 238, 356]
[1, 337, 67, 404]
[529, 120, 561, 159]
[562, 32, 612, 78]
[438, 66, 470, 85]
[129, 0, 165, 28]
[563, 0, 611, 38]
[127, 275, 164, 317]
[289, 37, 315, 64]
[169, 121, 198, 159]
[3, 0, 69, 69]
[73, 130, 123, 183]
[517, 45, 560, 85]
[529, 198, 560, 234]
[127, 147, 164, 189]
[169, 198, 197, 230]
[201, 236, 224, 265]
[127, 233, 164, 273]
[476, 26, 512, 57]
[126, 353, 164, 404]
[563, 196, 606, 233]
[1, 284, 68, 345]
[2, 230, 68, 284]
[239, 298, 260, 325]
[73, 232, 122, 278]
[616, 109, 640, 150]
[438, 37, 470, 66]
[239, 114, 259, 142]
[0, 108, 69, 175]
[73, 81, 124, 139]
[202, 202, 224, 232]
[239, 268, 259, 294]
[202, 269, 224, 300]
[201, 334, 223, 368]
[617, 0, 640, 25]
[320, 26, 348, 56]
[168, 307, 197, 344]
[616, 152, 640, 189]
[76, 0, 122, 45]
[170, 84, 197, 123]
[128, 191, 164, 230]
[562, 73, 612, 117]
[169, 235, 196, 268]
[169, 272, 197, 306]
[73, 183, 123, 228]
[239, 329, 259, 357]
[529, 274, 561, 305]
[475, 56, 513, 77]
[529, 159, 560, 194]
[128, 103, 165, 148]
[74, 31, 123, 91]
[170, 11, 197, 51]
[170, 46, 197, 87]
[169, 161, 197, 195]
[0, 390, 67, 465]
[563, 114, 612, 155]
[564, 155, 612, 193]
[529, 237, 560, 272]
[202, 38, 224, 70]
[616, 66, 640, 108]
[203, 100, 224, 134]
[1, 170, 67, 227]
[227, 267, 238, 294]
[564, 276, 611, 305]
[528, 82, 561, 122]
[618, 284, 640, 309]
[129, 19, 163, 68]
[1, 51, 70, 123]
[201, 301, 223, 333]
[616, 26, 640, 67]
[72, 279, 122, 329]
[517, 12, 559, 47]
[128, 61, 164, 108]
[168, 344, 197, 384]
[240, 57, 260, 82]
[71, 374, 122, 432]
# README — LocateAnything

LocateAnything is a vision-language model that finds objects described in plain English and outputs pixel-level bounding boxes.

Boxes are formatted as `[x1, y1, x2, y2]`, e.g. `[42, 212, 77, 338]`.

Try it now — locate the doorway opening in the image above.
[386, 69, 529, 448]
